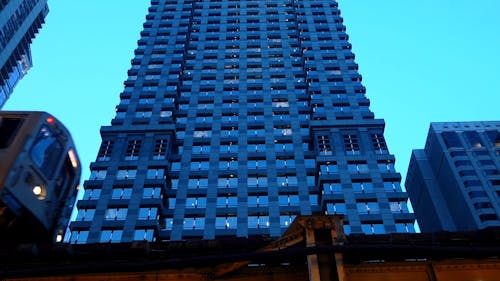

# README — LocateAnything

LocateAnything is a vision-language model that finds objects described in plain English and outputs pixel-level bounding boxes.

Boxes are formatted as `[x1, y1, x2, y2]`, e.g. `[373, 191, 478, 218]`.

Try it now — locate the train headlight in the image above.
[33, 185, 47, 200]
[33, 185, 42, 195]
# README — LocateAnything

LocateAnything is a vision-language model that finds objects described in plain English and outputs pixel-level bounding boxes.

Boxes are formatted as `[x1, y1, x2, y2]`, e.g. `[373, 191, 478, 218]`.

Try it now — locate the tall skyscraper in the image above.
[406, 122, 500, 232]
[0, 0, 48, 108]
[69, 0, 414, 244]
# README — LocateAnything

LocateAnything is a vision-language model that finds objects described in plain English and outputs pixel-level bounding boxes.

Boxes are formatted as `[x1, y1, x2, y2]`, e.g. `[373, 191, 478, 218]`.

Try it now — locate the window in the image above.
[248, 196, 269, 207]
[125, 139, 141, 160]
[216, 196, 237, 208]
[279, 128, 293, 136]
[30, 126, 63, 178]
[190, 161, 210, 171]
[274, 142, 294, 152]
[344, 134, 360, 155]
[215, 217, 237, 229]
[247, 177, 268, 188]
[188, 178, 208, 189]
[277, 176, 298, 187]
[139, 98, 155, 104]
[70, 231, 89, 244]
[90, 169, 107, 180]
[326, 202, 346, 214]
[383, 181, 401, 192]
[468, 190, 487, 199]
[171, 162, 181, 171]
[115, 111, 126, 119]
[371, 134, 387, 154]
[138, 208, 158, 220]
[465, 131, 484, 148]
[442, 132, 462, 149]
[248, 216, 270, 228]
[348, 162, 369, 173]
[218, 160, 237, 170]
[320, 162, 338, 175]
[390, 201, 409, 213]
[279, 194, 300, 206]
[378, 162, 396, 173]
[165, 218, 173, 230]
[105, 208, 128, 220]
[135, 110, 152, 118]
[83, 189, 101, 200]
[99, 230, 123, 243]
[474, 202, 493, 210]
[395, 223, 415, 233]
[133, 229, 155, 241]
[310, 194, 319, 206]
[455, 160, 471, 167]
[272, 101, 289, 108]
[160, 110, 172, 118]
[111, 188, 133, 199]
[362, 224, 385, 234]
[352, 182, 374, 193]
[143, 187, 162, 198]
[186, 197, 207, 208]
[192, 145, 211, 154]
[479, 214, 498, 222]
[76, 209, 95, 221]
[280, 215, 296, 227]
[323, 182, 342, 194]
[153, 138, 167, 160]
[193, 130, 211, 138]
[97, 140, 114, 161]
[167, 198, 176, 209]
[218, 177, 238, 188]
[0, 117, 22, 149]
[147, 168, 165, 179]
[183, 217, 205, 230]
[116, 169, 137, 180]
[486, 131, 500, 147]
[357, 202, 380, 214]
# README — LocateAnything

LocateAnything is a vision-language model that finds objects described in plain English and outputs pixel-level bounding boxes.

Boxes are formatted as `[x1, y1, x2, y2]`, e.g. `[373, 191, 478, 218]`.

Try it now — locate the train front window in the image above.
[0, 117, 24, 149]
[30, 126, 63, 179]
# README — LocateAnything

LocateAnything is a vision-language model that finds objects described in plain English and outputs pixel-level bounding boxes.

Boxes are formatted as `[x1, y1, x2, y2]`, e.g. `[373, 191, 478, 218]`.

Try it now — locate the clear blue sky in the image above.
[4, 0, 500, 191]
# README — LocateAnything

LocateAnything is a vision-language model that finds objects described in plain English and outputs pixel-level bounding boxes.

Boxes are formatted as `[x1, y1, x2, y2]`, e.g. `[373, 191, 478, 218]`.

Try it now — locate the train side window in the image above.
[0, 117, 23, 149]
[30, 126, 63, 179]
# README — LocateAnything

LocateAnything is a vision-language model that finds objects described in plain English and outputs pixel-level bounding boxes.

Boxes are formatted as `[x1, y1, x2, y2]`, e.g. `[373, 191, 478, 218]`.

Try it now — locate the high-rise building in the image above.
[0, 0, 48, 108]
[69, 0, 414, 244]
[406, 122, 500, 232]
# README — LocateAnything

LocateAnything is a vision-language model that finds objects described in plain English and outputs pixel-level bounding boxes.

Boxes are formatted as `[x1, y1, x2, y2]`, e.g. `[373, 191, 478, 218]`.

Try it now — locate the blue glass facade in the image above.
[0, 0, 48, 108]
[69, 0, 414, 243]
[407, 122, 500, 232]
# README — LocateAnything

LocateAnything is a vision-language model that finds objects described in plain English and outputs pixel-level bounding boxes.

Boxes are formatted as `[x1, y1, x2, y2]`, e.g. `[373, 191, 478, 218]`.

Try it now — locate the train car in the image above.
[0, 111, 81, 244]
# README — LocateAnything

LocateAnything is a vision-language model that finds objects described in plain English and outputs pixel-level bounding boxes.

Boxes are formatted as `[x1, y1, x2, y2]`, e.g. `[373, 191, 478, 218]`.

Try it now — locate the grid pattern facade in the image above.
[407, 122, 500, 232]
[69, 0, 414, 244]
[0, 0, 48, 108]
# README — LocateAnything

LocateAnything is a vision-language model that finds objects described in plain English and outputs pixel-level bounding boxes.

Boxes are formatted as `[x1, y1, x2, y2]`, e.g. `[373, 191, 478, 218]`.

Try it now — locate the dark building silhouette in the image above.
[5, 216, 500, 281]
[69, 0, 414, 243]
[406, 121, 500, 232]
[0, 0, 48, 108]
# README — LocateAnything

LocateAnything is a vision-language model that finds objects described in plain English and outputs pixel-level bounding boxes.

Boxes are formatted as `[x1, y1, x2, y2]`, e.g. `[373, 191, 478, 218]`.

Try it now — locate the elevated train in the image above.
[0, 111, 80, 244]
